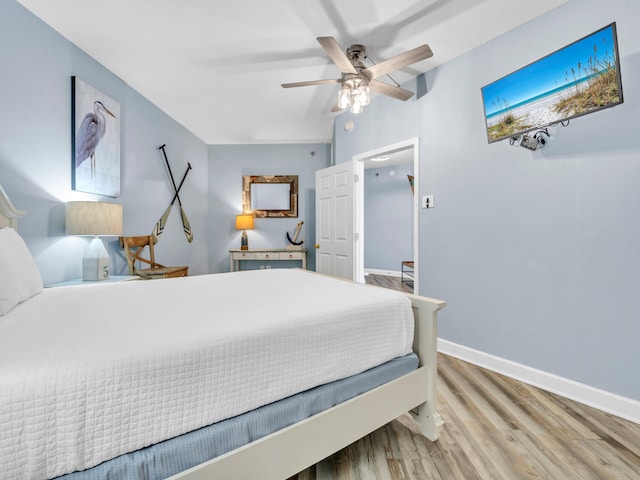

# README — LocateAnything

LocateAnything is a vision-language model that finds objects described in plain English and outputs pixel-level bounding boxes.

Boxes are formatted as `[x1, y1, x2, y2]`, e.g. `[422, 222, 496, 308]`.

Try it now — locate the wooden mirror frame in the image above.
[242, 175, 298, 218]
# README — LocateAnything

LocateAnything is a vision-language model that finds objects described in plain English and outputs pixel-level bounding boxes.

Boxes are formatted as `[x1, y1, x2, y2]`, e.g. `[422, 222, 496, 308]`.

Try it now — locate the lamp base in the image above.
[240, 230, 249, 250]
[82, 237, 110, 281]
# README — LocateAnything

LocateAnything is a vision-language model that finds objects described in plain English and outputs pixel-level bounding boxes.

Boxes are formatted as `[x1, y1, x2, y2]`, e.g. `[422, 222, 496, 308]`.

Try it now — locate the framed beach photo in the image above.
[481, 23, 623, 144]
[72, 77, 121, 197]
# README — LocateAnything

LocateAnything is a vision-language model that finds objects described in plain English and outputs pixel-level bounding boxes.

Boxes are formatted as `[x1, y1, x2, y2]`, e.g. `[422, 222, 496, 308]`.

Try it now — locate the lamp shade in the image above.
[65, 202, 123, 236]
[235, 214, 254, 231]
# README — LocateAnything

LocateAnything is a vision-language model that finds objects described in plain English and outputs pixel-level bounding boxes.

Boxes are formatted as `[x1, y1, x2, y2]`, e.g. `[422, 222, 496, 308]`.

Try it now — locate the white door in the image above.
[315, 162, 355, 280]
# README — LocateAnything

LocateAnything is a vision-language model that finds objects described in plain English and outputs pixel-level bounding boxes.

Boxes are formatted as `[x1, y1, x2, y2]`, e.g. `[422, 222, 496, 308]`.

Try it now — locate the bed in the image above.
[0, 185, 446, 480]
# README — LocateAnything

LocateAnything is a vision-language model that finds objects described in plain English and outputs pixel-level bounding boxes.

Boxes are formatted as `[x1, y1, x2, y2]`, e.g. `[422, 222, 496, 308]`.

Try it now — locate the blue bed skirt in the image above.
[57, 353, 418, 480]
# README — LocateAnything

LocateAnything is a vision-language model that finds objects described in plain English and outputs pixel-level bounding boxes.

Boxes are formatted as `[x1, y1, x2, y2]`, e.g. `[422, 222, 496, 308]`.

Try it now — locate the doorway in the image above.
[353, 138, 419, 294]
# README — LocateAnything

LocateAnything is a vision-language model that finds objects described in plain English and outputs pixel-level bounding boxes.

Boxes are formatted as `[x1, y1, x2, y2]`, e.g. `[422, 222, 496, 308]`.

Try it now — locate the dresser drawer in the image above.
[255, 252, 277, 260]
[279, 251, 304, 260]
[233, 251, 256, 260]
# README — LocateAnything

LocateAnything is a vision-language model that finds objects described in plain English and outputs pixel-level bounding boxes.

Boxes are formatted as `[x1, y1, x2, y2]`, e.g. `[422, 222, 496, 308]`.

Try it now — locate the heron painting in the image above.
[72, 77, 121, 197]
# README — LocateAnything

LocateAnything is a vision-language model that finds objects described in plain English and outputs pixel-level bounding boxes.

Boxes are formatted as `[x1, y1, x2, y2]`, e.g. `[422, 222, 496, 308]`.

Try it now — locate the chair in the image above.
[120, 235, 188, 279]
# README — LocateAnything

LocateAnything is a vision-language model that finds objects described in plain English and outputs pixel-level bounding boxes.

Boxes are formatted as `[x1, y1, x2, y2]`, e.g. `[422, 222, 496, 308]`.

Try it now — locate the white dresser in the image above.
[229, 248, 307, 272]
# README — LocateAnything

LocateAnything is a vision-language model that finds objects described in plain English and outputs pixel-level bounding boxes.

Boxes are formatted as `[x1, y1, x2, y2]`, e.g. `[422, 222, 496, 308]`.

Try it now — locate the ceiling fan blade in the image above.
[330, 103, 344, 113]
[369, 80, 414, 101]
[364, 45, 433, 80]
[281, 79, 341, 88]
[317, 36, 358, 74]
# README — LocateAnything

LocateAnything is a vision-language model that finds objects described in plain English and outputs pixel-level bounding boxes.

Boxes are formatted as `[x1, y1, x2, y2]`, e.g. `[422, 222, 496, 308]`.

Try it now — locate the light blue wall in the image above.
[364, 164, 413, 272]
[0, 0, 209, 285]
[208, 144, 330, 273]
[334, 0, 640, 400]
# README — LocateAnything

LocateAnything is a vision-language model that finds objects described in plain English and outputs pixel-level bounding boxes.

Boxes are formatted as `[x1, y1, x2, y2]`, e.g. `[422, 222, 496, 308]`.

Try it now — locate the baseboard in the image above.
[364, 268, 401, 278]
[438, 339, 640, 425]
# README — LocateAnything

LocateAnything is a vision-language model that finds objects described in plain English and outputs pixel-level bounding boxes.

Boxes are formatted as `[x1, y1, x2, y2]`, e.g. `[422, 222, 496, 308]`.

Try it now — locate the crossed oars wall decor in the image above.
[151, 144, 193, 243]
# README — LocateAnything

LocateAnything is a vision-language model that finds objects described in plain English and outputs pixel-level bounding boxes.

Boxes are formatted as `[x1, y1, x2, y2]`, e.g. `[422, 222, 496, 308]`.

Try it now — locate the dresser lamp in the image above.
[65, 201, 123, 281]
[235, 214, 254, 250]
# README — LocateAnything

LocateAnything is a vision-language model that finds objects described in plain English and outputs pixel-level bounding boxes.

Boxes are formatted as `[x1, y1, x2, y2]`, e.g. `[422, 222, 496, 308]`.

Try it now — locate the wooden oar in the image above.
[159, 144, 194, 243]
[151, 163, 191, 242]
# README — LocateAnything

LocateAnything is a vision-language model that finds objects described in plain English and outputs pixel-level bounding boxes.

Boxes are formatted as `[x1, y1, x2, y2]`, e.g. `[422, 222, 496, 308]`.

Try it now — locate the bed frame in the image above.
[172, 292, 445, 480]
[0, 185, 446, 480]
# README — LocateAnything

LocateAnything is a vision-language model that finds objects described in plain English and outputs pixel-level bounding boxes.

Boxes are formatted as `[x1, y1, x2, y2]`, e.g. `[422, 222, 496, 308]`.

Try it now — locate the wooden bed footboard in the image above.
[407, 293, 447, 441]
[171, 292, 446, 480]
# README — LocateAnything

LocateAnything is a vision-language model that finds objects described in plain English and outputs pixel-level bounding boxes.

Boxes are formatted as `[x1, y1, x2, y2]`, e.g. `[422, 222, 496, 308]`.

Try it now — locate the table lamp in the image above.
[235, 214, 254, 250]
[65, 201, 123, 281]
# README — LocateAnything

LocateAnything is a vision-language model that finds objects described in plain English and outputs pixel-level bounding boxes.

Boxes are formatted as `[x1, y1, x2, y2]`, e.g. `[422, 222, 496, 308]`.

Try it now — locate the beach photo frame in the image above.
[481, 23, 623, 144]
[72, 77, 121, 197]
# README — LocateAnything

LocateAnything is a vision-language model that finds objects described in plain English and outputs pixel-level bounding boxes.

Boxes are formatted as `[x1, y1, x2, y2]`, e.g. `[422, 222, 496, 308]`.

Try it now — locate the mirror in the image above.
[242, 175, 298, 218]
[251, 183, 290, 210]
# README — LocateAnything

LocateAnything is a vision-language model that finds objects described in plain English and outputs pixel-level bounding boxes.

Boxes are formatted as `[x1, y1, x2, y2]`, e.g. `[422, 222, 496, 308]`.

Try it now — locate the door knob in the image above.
[314, 243, 320, 249]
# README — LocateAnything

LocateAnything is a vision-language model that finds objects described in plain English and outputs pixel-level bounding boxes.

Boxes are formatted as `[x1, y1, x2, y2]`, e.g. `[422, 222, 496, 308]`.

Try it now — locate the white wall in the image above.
[333, 0, 640, 401]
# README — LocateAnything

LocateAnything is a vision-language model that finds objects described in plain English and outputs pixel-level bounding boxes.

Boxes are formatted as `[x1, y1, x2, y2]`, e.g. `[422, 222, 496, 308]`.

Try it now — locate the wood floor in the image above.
[292, 354, 640, 479]
[290, 275, 640, 479]
[365, 273, 413, 293]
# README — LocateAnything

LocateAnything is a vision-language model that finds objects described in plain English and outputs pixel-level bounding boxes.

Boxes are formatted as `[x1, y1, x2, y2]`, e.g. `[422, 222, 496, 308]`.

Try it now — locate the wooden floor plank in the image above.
[551, 392, 640, 459]
[460, 363, 616, 479]
[365, 274, 412, 293]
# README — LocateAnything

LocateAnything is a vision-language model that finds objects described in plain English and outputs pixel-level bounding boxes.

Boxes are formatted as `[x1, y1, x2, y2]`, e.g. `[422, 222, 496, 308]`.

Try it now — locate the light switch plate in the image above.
[422, 195, 434, 208]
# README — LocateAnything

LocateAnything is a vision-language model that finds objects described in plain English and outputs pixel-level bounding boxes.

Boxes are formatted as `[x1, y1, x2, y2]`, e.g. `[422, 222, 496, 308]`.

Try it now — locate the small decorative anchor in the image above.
[286, 221, 304, 249]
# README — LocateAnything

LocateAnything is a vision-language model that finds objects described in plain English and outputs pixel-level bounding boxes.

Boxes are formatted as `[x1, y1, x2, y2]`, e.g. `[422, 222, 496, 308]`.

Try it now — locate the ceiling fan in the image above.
[282, 37, 433, 113]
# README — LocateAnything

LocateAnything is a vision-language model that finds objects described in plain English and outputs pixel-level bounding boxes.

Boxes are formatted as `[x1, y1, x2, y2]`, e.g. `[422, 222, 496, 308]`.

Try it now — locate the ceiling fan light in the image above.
[338, 88, 351, 109]
[350, 100, 363, 114]
[358, 85, 370, 105]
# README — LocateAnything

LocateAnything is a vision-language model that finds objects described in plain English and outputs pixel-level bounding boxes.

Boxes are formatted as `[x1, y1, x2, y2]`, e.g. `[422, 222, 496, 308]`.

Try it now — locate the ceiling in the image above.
[363, 146, 414, 170]
[17, 0, 569, 145]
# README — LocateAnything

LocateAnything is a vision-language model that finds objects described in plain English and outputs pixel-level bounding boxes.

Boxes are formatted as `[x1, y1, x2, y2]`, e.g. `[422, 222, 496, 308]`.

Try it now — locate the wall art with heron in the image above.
[72, 76, 121, 197]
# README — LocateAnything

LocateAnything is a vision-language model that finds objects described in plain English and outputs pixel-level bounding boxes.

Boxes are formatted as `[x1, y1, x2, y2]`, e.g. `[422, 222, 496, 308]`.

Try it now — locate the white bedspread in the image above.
[0, 269, 413, 480]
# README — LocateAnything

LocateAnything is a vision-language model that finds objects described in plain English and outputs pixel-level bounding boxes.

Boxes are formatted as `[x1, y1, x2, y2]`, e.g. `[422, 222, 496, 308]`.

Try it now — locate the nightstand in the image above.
[45, 276, 138, 288]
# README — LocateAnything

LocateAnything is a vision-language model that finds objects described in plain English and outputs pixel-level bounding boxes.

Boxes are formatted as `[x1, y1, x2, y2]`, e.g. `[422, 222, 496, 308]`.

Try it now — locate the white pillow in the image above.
[0, 228, 43, 315]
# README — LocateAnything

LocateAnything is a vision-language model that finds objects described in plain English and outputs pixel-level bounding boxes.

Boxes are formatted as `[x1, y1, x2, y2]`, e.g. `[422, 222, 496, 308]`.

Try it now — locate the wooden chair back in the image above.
[120, 235, 188, 279]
